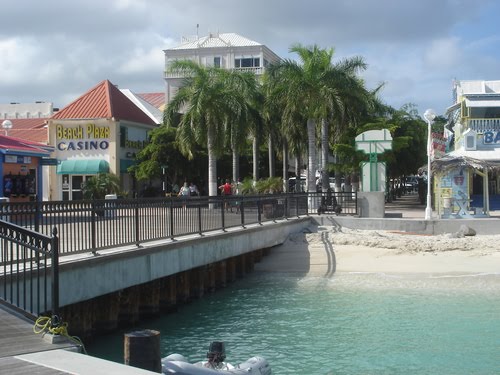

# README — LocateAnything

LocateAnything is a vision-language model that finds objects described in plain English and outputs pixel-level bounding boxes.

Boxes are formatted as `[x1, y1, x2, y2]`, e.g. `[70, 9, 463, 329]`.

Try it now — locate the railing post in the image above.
[296, 195, 299, 217]
[240, 198, 245, 228]
[51, 227, 59, 320]
[221, 196, 226, 231]
[135, 199, 140, 247]
[284, 195, 288, 220]
[91, 201, 97, 254]
[197, 201, 202, 236]
[34, 201, 40, 233]
[257, 196, 262, 225]
[169, 198, 175, 240]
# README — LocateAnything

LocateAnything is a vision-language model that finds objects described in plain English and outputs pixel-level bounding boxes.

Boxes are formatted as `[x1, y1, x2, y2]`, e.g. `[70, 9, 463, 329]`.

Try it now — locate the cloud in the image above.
[0, 0, 499, 116]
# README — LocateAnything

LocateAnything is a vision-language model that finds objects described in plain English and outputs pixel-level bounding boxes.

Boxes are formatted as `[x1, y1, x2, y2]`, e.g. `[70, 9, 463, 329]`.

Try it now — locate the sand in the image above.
[255, 225, 500, 277]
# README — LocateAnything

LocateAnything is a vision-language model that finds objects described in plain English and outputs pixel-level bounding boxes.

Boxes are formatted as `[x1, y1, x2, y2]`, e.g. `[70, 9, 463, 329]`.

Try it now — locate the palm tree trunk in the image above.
[321, 119, 329, 192]
[295, 155, 301, 179]
[253, 136, 259, 182]
[207, 128, 217, 197]
[268, 135, 275, 177]
[232, 138, 239, 184]
[307, 119, 316, 192]
[282, 140, 289, 192]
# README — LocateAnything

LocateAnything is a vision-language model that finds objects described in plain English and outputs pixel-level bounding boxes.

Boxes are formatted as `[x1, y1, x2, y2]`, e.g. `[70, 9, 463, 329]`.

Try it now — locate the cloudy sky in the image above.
[1, 0, 499, 116]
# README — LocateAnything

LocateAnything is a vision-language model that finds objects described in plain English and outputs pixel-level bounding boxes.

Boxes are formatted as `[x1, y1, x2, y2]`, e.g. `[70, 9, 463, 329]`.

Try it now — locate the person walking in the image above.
[189, 182, 199, 197]
[178, 182, 190, 208]
[219, 179, 233, 212]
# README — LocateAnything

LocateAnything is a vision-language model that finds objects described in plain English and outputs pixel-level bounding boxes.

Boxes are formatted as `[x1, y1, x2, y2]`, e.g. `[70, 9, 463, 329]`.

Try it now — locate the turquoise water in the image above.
[87, 272, 500, 374]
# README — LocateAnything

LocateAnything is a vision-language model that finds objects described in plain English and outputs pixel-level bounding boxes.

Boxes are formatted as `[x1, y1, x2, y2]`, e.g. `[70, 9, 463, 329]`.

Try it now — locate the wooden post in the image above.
[124, 329, 161, 372]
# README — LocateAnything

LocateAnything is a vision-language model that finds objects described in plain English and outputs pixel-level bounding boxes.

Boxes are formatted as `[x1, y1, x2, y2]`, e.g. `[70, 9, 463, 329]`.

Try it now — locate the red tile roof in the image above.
[0, 135, 51, 155]
[52, 80, 156, 126]
[5, 118, 47, 130]
[3, 129, 48, 144]
[137, 92, 165, 110]
[0, 119, 48, 144]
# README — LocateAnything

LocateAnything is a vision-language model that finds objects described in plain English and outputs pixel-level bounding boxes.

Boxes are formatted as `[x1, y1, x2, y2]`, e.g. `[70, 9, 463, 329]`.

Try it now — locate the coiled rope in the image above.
[33, 315, 87, 354]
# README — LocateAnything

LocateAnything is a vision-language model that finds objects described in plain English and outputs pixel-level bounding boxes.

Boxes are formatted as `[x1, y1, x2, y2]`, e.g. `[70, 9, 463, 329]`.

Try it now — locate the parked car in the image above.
[405, 176, 419, 193]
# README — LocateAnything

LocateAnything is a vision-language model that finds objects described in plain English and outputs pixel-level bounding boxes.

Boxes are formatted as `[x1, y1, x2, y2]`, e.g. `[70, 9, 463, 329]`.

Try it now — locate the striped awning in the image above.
[56, 159, 109, 175]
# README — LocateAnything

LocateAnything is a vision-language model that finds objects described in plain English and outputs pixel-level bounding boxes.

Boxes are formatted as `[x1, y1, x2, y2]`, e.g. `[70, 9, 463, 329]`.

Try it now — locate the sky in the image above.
[1, 0, 500, 117]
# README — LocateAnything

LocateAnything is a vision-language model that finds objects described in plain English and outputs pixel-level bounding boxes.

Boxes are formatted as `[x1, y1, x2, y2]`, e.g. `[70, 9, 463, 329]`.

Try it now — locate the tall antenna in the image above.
[196, 24, 199, 40]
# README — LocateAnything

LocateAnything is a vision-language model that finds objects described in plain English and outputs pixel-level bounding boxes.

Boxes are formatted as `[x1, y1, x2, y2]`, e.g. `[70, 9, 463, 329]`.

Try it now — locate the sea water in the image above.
[87, 272, 500, 374]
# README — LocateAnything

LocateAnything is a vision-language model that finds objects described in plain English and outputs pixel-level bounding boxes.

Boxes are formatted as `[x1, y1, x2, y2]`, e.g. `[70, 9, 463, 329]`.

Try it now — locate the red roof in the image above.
[52, 80, 156, 126]
[3, 129, 48, 144]
[5, 118, 47, 130]
[0, 119, 48, 144]
[137, 92, 165, 109]
[0, 134, 51, 155]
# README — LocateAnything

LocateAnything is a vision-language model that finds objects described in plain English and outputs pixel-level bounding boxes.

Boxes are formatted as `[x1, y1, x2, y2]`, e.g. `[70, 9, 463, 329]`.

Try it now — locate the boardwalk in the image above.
[0, 305, 76, 374]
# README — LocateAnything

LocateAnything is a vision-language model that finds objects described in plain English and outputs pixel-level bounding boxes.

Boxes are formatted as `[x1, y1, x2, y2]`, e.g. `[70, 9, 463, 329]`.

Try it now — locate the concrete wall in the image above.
[58, 218, 311, 307]
[313, 215, 500, 235]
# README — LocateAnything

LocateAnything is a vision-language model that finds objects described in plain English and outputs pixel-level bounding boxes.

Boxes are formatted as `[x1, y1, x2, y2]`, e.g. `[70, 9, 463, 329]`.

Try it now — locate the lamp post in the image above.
[424, 109, 436, 220]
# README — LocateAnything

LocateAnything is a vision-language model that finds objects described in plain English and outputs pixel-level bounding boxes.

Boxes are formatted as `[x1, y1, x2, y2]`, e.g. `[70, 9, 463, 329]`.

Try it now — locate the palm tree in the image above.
[267, 44, 371, 192]
[225, 72, 259, 184]
[165, 61, 253, 197]
[82, 173, 122, 199]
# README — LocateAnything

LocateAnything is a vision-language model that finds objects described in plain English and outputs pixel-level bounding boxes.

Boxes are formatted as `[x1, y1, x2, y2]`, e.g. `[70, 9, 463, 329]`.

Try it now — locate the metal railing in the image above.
[0, 191, 356, 256]
[468, 118, 500, 132]
[0, 221, 59, 319]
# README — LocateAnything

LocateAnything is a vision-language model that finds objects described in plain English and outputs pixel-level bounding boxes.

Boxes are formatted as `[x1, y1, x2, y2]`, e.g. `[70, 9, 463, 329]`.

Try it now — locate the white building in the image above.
[163, 32, 281, 104]
[436, 80, 500, 216]
[0, 102, 54, 119]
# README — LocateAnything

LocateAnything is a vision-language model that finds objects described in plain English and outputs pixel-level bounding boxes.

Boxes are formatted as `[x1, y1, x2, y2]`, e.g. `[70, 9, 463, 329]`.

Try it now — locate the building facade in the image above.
[437, 80, 500, 216]
[0, 136, 52, 202]
[163, 32, 281, 104]
[46, 80, 158, 200]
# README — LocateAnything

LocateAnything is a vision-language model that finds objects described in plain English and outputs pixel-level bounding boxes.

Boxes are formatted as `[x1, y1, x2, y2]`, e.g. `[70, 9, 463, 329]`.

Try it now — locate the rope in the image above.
[33, 315, 87, 354]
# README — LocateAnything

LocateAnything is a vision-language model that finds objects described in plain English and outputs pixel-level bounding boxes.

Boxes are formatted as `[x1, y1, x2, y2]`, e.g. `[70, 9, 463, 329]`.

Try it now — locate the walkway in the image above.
[0, 306, 76, 374]
[384, 192, 500, 219]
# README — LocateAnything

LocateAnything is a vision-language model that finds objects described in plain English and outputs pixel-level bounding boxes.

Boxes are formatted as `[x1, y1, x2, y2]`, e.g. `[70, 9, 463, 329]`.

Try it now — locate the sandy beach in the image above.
[255, 224, 500, 277]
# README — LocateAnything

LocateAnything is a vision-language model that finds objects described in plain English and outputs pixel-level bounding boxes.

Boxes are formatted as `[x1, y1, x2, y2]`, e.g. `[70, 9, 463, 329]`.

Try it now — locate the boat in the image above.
[161, 341, 271, 375]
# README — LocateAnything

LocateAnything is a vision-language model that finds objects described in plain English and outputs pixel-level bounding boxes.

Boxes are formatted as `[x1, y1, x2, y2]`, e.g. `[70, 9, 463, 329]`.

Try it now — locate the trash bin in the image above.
[0, 197, 10, 221]
[105, 194, 117, 218]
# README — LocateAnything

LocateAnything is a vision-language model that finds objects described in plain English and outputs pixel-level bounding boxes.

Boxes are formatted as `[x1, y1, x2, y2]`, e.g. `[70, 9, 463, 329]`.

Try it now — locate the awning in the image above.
[465, 97, 500, 108]
[448, 148, 500, 161]
[431, 152, 500, 174]
[56, 159, 109, 175]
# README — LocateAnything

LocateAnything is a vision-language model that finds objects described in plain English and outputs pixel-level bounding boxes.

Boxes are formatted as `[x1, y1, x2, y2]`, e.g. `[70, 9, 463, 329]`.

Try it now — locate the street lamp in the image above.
[2, 120, 13, 136]
[423, 108, 436, 220]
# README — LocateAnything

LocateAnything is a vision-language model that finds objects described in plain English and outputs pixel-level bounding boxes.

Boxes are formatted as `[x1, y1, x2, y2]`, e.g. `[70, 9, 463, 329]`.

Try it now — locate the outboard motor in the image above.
[206, 341, 226, 369]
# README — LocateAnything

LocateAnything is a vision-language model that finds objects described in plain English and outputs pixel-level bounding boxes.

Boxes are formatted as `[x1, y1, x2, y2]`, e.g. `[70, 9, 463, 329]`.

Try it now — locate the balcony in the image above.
[234, 67, 264, 75]
[467, 118, 500, 133]
[165, 66, 265, 79]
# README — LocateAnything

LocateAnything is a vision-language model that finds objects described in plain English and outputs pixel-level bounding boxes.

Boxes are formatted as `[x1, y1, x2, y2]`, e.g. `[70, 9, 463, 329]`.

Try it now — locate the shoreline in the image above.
[255, 226, 500, 278]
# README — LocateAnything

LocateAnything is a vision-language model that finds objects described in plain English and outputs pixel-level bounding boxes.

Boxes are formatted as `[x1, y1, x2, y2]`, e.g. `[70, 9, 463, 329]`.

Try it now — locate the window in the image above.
[214, 57, 221, 68]
[235, 57, 260, 68]
[120, 126, 127, 147]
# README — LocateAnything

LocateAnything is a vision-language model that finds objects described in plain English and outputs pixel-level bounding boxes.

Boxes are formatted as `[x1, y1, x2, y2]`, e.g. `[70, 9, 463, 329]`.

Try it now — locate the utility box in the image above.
[105, 194, 118, 218]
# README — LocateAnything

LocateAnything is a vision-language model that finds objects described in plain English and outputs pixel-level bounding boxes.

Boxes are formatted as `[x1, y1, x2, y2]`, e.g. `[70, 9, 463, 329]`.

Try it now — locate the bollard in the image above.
[124, 329, 161, 372]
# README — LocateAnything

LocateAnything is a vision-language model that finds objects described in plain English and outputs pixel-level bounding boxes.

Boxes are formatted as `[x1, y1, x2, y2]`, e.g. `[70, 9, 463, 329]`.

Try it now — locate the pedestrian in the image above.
[219, 179, 233, 212]
[234, 178, 242, 213]
[189, 182, 199, 197]
[178, 182, 190, 208]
